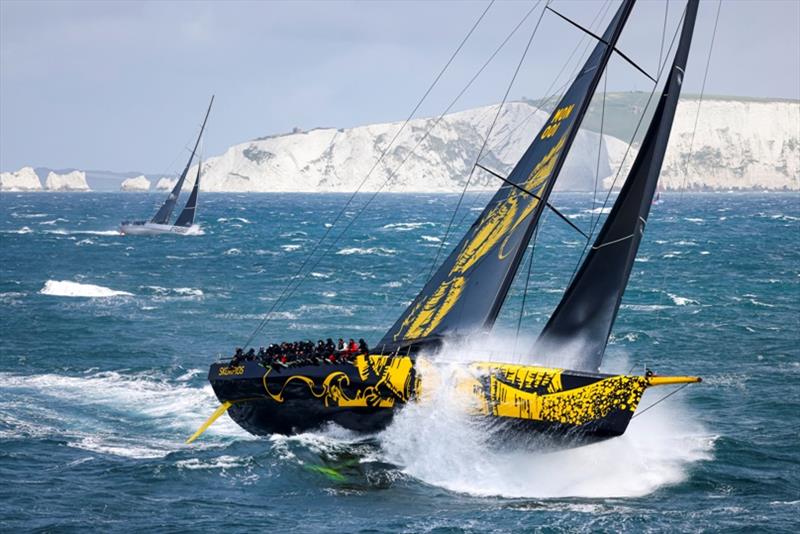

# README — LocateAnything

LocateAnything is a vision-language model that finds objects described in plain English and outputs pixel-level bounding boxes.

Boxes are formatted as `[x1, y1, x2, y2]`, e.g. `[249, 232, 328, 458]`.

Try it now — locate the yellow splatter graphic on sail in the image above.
[394, 132, 569, 342]
[399, 276, 466, 340]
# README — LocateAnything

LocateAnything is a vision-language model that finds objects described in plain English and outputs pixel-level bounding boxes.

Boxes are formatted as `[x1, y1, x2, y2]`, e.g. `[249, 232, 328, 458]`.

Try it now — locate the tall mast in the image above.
[379, 0, 637, 352]
[533, 0, 700, 372]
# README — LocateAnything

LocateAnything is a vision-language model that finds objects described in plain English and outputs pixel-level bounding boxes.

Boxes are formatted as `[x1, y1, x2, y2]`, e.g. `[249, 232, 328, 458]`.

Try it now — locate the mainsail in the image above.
[174, 158, 201, 227]
[379, 0, 636, 352]
[151, 95, 214, 225]
[533, 0, 699, 373]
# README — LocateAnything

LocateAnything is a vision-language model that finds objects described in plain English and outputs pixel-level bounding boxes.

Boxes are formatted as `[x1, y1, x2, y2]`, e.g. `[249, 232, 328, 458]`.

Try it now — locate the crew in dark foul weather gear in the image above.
[359, 339, 369, 354]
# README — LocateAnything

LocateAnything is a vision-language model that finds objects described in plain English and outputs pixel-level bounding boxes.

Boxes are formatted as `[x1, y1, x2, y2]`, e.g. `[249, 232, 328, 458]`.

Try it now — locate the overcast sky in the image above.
[1, 0, 798, 174]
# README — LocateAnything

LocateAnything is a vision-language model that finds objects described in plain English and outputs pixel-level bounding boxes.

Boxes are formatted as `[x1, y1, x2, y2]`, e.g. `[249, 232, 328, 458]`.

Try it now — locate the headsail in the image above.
[174, 158, 201, 227]
[532, 0, 699, 373]
[379, 0, 636, 352]
[151, 95, 214, 225]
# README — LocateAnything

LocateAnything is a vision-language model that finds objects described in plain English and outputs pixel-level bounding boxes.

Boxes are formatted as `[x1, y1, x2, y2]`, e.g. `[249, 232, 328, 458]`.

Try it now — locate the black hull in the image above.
[227, 399, 395, 435]
[207, 356, 659, 446]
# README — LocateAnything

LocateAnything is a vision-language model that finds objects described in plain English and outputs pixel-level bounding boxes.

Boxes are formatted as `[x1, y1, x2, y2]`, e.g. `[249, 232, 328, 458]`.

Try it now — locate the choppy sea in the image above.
[1, 192, 798, 532]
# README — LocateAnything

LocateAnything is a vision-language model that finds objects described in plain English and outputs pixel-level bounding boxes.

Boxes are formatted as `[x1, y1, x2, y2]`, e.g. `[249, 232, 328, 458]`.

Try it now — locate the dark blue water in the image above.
[1, 192, 798, 532]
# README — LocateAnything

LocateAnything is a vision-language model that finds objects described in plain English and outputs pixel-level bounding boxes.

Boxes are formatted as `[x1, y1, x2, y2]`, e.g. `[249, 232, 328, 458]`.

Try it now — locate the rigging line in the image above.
[476, 163, 590, 239]
[657, 0, 670, 79]
[425, 0, 549, 279]
[653, 0, 722, 325]
[546, 5, 656, 84]
[631, 383, 690, 419]
[378, 0, 610, 325]
[589, 73, 608, 236]
[249, 1, 541, 344]
[241, 0, 496, 347]
[513, 226, 538, 359]
[460, 0, 614, 226]
[475, 0, 612, 174]
[564, 4, 687, 288]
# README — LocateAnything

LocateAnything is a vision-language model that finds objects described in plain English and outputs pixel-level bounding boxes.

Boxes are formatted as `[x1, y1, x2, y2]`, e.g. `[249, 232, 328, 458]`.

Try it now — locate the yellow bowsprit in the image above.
[185, 401, 233, 444]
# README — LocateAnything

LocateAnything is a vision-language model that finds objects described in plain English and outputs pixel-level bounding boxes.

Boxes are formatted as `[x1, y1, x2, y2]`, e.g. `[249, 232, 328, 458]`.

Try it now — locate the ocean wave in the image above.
[420, 235, 441, 242]
[38, 218, 69, 225]
[6, 226, 33, 234]
[217, 217, 251, 224]
[382, 222, 434, 231]
[667, 293, 700, 306]
[336, 247, 397, 257]
[11, 212, 48, 218]
[310, 272, 331, 279]
[2, 369, 253, 459]
[175, 455, 250, 470]
[281, 244, 302, 252]
[224, 248, 242, 256]
[44, 229, 121, 236]
[143, 286, 204, 298]
[40, 280, 133, 298]
[297, 303, 355, 317]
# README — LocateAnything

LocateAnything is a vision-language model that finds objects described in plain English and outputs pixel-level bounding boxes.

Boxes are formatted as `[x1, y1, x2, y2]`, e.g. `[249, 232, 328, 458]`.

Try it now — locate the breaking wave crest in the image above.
[336, 247, 397, 257]
[40, 280, 133, 298]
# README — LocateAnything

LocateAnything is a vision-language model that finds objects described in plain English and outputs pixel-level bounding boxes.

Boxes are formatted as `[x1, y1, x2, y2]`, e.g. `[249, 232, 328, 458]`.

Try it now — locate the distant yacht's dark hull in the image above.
[207, 355, 691, 445]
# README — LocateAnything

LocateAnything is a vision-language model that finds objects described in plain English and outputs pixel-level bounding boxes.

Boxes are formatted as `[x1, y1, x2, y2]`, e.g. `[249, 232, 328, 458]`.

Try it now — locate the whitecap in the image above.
[382, 222, 433, 231]
[667, 293, 699, 306]
[336, 247, 396, 257]
[40, 280, 133, 298]
[281, 244, 302, 252]
[224, 248, 242, 256]
[421, 235, 441, 243]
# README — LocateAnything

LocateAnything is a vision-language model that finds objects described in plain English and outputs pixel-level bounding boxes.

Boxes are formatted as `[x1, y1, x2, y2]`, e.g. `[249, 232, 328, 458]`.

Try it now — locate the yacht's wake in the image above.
[1, 369, 253, 459]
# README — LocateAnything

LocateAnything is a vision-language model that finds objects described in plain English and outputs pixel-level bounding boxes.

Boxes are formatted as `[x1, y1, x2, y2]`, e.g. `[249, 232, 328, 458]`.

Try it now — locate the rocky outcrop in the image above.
[45, 170, 90, 191]
[155, 177, 177, 191]
[120, 175, 151, 191]
[0, 167, 42, 191]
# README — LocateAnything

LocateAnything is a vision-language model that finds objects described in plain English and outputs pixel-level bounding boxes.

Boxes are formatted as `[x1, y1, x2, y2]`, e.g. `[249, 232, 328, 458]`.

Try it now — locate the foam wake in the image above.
[1, 370, 252, 459]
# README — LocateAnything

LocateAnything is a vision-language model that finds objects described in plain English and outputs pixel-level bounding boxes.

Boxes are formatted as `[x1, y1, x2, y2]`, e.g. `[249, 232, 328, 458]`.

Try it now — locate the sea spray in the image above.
[379, 357, 713, 498]
[377, 336, 713, 498]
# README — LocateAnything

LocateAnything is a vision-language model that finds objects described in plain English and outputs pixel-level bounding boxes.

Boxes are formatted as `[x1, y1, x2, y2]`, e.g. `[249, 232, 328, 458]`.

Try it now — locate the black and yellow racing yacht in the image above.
[189, 0, 703, 447]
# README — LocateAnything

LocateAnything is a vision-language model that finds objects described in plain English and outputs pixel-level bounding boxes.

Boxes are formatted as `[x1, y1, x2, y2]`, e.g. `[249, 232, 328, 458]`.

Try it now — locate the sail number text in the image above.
[540, 104, 575, 140]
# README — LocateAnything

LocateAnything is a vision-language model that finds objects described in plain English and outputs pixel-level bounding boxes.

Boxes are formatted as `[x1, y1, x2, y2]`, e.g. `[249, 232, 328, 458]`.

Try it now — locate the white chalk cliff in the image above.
[184, 102, 628, 193]
[155, 177, 177, 191]
[45, 170, 90, 191]
[120, 175, 151, 191]
[182, 96, 799, 193]
[0, 167, 42, 191]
